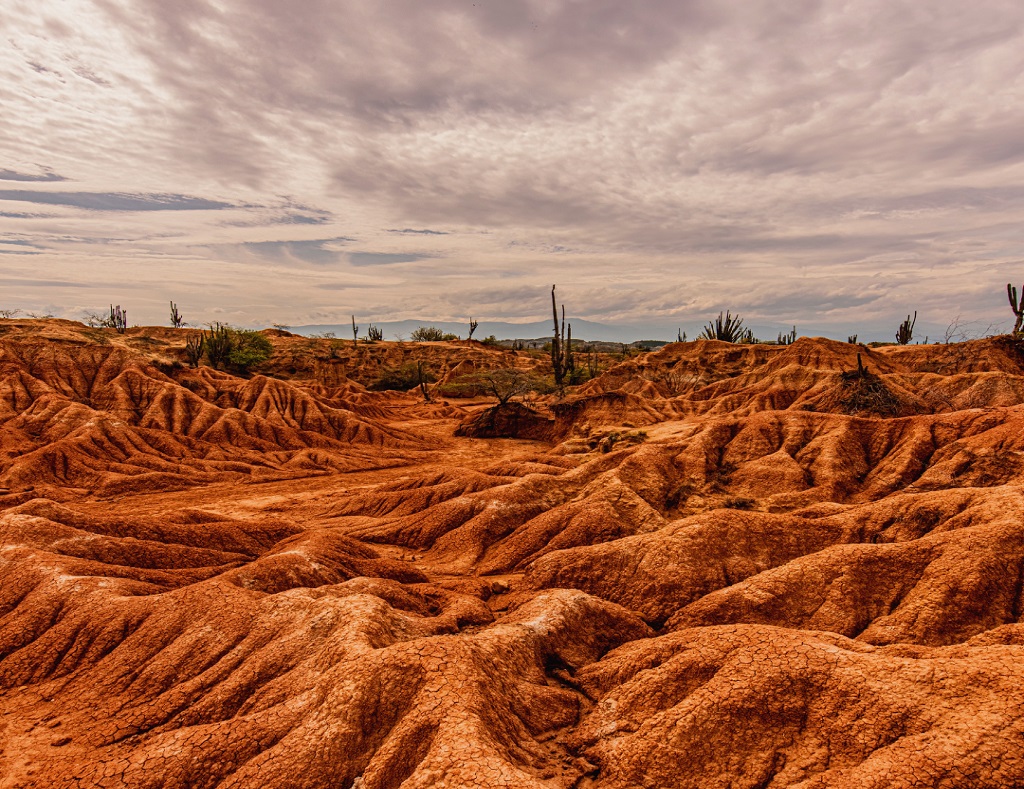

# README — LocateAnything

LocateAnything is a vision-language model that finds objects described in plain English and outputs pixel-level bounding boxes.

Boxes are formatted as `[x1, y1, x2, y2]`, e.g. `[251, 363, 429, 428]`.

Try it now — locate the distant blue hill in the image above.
[289, 318, 666, 343]
[287, 318, 894, 344]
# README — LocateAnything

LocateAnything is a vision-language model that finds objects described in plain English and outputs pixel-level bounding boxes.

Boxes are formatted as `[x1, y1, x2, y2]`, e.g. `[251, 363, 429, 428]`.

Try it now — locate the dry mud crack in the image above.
[0, 322, 1023, 787]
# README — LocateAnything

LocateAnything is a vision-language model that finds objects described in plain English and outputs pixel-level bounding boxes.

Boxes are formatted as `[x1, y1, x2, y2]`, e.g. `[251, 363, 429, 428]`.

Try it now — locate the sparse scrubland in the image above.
[1, 314, 1023, 787]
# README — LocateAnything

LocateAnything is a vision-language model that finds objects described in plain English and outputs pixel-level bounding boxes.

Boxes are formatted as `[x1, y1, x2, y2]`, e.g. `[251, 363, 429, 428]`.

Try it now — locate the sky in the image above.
[2, 0, 1024, 341]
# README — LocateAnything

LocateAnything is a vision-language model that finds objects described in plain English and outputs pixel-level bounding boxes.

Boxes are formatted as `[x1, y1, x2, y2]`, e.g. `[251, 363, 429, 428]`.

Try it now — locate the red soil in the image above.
[1, 320, 1022, 788]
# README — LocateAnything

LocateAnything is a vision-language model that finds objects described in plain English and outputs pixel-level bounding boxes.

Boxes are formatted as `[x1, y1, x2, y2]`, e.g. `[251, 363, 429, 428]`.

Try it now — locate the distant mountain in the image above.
[287, 318, 876, 344]
[289, 318, 667, 343]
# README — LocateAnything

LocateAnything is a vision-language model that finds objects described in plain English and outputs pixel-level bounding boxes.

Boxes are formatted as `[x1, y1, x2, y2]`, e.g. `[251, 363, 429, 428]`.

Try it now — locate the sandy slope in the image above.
[0, 320, 1022, 788]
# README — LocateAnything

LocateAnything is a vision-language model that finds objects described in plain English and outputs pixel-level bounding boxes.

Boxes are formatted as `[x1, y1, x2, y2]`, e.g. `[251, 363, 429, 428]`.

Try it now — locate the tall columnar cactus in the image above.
[204, 322, 232, 369]
[550, 285, 574, 388]
[109, 304, 127, 333]
[169, 301, 184, 328]
[1008, 283, 1024, 336]
[895, 311, 917, 345]
[351, 315, 359, 348]
[468, 318, 478, 340]
[184, 332, 204, 367]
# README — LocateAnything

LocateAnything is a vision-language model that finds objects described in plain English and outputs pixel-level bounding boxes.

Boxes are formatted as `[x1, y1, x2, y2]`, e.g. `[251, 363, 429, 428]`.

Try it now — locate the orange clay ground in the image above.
[1, 319, 1023, 788]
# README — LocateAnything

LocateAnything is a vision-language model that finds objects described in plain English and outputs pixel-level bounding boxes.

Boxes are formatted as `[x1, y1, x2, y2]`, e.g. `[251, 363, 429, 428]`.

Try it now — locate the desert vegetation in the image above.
[1008, 282, 1024, 336]
[410, 325, 459, 341]
[0, 300, 1023, 788]
[896, 310, 917, 344]
[169, 301, 184, 328]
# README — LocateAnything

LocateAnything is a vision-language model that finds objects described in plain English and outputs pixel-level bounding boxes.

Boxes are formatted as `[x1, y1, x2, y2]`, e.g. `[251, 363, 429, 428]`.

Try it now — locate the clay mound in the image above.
[889, 333, 1024, 374]
[344, 443, 674, 575]
[0, 566, 648, 788]
[256, 378, 395, 421]
[581, 339, 777, 397]
[552, 391, 674, 438]
[521, 485, 1024, 639]
[802, 365, 925, 417]
[325, 468, 514, 519]
[569, 624, 1024, 788]
[637, 405, 1024, 508]
[578, 337, 1024, 423]
[481, 455, 578, 477]
[454, 402, 555, 440]
[0, 334, 428, 492]
[221, 530, 430, 593]
[658, 344, 918, 419]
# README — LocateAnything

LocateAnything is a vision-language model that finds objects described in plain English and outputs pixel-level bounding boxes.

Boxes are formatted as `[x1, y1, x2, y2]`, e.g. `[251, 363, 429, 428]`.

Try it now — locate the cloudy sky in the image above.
[2, 0, 1024, 340]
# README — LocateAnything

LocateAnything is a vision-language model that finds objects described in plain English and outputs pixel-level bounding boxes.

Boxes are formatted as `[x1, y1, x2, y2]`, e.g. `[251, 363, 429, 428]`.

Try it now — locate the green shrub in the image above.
[228, 329, 273, 370]
[202, 324, 273, 371]
[411, 326, 457, 341]
[369, 362, 437, 391]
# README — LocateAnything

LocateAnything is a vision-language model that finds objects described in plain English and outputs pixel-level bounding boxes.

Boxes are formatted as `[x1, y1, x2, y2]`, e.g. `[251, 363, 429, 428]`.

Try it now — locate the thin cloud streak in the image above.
[0, 191, 235, 211]
[0, 167, 68, 182]
[349, 252, 435, 267]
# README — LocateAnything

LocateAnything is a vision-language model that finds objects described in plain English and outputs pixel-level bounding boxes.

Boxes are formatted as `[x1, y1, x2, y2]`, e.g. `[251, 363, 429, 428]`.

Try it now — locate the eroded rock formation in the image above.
[0, 320, 1022, 787]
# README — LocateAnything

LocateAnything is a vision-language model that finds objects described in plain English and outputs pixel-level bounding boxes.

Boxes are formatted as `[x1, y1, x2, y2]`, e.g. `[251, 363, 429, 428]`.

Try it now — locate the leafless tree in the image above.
[465, 368, 544, 404]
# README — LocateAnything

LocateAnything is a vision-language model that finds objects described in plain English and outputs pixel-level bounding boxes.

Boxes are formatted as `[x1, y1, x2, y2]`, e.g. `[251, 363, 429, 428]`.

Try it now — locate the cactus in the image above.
[204, 322, 232, 369]
[367, 324, 383, 342]
[1008, 283, 1024, 336]
[184, 332, 204, 367]
[847, 334, 858, 345]
[108, 304, 127, 333]
[777, 326, 797, 345]
[169, 301, 184, 328]
[677, 328, 687, 342]
[550, 285, 574, 389]
[895, 311, 917, 345]
[468, 318, 479, 340]
[351, 315, 359, 348]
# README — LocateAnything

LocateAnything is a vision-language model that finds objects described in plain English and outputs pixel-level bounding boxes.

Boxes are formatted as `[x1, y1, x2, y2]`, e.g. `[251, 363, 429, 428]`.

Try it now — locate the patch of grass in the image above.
[128, 335, 168, 347]
[588, 429, 648, 453]
[665, 482, 698, 509]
